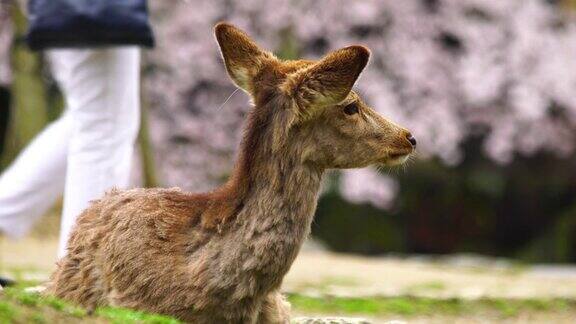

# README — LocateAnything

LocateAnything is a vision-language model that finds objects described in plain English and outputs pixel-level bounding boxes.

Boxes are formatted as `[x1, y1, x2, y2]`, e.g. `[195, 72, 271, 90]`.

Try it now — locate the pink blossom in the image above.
[137, 0, 576, 208]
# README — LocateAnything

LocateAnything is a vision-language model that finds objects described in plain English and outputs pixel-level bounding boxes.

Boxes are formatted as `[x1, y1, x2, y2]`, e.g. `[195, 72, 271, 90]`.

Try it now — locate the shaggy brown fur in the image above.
[48, 23, 415, 323]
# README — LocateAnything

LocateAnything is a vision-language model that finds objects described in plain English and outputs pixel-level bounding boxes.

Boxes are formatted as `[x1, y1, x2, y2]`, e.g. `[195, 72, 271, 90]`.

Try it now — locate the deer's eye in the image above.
[343, 103, 359, 115]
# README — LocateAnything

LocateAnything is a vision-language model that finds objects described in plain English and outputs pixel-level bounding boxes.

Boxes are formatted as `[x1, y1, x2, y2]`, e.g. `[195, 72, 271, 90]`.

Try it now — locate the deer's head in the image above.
[215, 23, 415, 170]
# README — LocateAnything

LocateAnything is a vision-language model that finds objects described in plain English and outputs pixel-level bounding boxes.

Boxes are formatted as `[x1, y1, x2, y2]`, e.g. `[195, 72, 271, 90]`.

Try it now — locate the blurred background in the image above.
[3, 0, 576, 322]
[3, 0, 576, 262]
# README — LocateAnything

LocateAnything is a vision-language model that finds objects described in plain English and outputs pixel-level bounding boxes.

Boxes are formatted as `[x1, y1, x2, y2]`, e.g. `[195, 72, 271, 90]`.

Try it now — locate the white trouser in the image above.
[0, 47, 140, 258]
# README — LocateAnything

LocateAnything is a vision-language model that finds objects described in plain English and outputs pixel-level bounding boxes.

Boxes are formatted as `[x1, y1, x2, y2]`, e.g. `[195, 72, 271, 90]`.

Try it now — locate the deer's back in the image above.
[48, 187, 212, 314]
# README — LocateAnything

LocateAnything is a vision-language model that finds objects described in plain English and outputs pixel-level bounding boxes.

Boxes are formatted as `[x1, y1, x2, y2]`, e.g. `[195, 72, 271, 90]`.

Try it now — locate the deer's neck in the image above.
[242, 154, 323, 229]
[240, 152, 323, 241]
[230, 146, 323, 282]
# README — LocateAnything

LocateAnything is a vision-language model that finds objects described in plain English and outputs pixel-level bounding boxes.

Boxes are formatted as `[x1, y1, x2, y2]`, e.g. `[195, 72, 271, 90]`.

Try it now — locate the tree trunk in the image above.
[2, 5, 48, 168]
[138, 80, 159, 188]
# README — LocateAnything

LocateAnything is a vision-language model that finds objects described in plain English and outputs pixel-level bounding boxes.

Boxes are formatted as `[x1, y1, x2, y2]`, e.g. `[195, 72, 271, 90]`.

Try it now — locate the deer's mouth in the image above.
[388, 152, 408, 159]
[381, 151, 412, 166]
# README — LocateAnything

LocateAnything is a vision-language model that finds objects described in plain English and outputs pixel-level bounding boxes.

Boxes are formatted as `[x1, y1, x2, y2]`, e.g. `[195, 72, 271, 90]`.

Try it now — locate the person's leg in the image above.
[0, 116, 70, 237]
[47, 48, 141, 258]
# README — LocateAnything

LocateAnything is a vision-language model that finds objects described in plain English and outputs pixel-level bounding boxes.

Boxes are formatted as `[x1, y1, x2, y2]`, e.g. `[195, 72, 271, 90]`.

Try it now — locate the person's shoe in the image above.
[0, 276, 15, 287]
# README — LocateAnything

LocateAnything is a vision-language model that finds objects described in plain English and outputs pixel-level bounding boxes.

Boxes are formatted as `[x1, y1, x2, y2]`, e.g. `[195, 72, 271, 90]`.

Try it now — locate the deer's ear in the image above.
[215, 23, 275, 93]
[282, 46, 370, 116]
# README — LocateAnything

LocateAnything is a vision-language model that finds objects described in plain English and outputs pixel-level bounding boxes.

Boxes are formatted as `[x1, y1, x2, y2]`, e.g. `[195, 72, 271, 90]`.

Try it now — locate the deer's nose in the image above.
[406, 133, 417, 147]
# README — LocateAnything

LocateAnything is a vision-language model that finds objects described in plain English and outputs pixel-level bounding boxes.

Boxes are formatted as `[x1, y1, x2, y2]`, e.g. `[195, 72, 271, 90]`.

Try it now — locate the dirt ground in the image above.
[2, 236, 576, 323]
[284, 248, 576, 300]
[5, 237, 576, 299]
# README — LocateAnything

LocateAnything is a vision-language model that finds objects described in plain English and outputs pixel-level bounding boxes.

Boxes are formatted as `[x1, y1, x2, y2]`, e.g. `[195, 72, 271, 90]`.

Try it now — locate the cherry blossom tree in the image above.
[145, 0, 576, 208]
[0, 0, 12, 86]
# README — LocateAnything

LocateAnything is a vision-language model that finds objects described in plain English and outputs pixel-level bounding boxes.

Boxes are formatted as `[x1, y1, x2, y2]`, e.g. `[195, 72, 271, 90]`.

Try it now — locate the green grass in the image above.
[95, 307, 180, 324]
[404, 280, 447, 293]
[0, 288, 181, 324]
[0, 300, 17, 322]
[288, 294, 461, 316]
[1, 287, 575, 323]
[287, 294, 575, 318]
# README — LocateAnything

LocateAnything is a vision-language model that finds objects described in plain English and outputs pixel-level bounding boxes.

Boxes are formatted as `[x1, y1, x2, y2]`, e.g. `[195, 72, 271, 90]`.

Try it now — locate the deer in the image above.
[47, 23, 416, 323]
